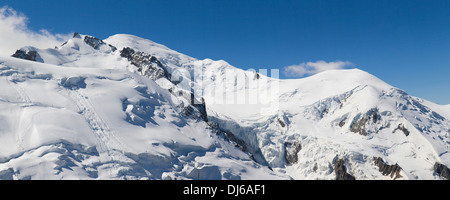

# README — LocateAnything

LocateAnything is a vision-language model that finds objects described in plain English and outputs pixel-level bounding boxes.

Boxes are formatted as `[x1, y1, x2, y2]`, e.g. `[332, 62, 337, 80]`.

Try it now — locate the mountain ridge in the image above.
[1, 32, 449, 180]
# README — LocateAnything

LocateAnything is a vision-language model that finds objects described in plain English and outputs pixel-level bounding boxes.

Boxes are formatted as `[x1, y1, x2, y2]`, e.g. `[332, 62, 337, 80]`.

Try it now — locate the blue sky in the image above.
[1, 0, 450, 104]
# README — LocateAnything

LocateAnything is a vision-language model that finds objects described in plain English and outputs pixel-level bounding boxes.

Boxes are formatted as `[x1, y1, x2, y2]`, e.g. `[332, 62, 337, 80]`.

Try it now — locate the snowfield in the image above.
[0, 33, 449, 180]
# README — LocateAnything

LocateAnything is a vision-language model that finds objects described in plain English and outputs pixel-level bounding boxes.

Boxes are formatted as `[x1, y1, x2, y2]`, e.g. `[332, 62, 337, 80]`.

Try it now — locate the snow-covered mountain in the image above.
[0, 33, 449, 180]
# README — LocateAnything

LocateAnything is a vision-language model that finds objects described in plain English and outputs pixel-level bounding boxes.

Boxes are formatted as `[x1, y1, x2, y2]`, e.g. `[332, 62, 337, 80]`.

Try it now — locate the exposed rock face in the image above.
[73, 32, 82, 38]
[393, 124, 410, 136]
[313, 164, 318, 172]
[284, 142, 301, 165]
[253, 71, 260, 80]
[350, 108, 383, 136]
[180, 103, 208, 122]
[434, 162, 450, 180]
[83, 35, 103, 49]
[207, 121, 253, 160]
[278, 118, 286, 128]
[334, 158, 356, 180]
[119, 47, 136, 60]
[167, 87, 208, 122]
[83, 35, 117, 51]
[339, 119, 346, 127]
[193, 98, 208, 122]
[12, 49, 38, 61]
[350, 116, 369, 136]
[180, 104, 208, 122]
[120, 47, 169, 81]
[374, 157, 402, 179]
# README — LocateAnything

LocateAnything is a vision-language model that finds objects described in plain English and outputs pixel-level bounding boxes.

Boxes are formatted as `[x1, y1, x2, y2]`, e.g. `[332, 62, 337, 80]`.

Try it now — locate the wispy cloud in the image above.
[0, 6, 71, 56]
[283, 60, 354, 77]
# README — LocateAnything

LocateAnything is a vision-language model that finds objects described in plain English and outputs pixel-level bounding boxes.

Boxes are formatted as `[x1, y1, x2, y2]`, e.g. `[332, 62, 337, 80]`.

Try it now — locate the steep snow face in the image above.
[3, 33, 450, 180]
[126, 36, 450, 179]
[0, 36, 282, 180]
[14, 33, 120, 69]
[202, 68, 450, 179]
[105, 34, 267, 118]
[104, 34, 197, 70]
[421, 100, 450, 121]
[281, 86, 450, 179]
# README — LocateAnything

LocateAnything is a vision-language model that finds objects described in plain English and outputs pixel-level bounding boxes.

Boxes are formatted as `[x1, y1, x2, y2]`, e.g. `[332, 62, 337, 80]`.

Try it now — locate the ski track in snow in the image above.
[67, 88, 125, 177]
[7, 77, 31, 104]
[5, 77, 31, 153]
[2, 33, 449, 180]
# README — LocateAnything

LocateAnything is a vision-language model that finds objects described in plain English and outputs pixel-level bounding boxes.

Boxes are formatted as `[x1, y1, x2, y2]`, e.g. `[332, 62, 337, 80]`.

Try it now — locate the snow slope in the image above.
[197, 66, 450, 179]
[0, 34, 281, 180]
[1, 33, 449, 180]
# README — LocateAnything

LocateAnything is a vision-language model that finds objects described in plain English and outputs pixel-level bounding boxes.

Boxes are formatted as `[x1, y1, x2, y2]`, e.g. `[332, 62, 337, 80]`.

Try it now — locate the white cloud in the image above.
[283, 60, 354, 77]
[0, 6, 71, 57]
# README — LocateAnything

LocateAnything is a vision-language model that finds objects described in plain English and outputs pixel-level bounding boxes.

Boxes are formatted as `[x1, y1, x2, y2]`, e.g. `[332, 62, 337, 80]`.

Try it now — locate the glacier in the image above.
[0, 33, 449, 180]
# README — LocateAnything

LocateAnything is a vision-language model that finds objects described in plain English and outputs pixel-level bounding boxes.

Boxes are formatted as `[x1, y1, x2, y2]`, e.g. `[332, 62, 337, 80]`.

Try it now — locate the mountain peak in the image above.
[60, 32, 117, 53]
[3, 32, 450, 180]
[105, 34, 197, 69]
[72, 32, 82, 39]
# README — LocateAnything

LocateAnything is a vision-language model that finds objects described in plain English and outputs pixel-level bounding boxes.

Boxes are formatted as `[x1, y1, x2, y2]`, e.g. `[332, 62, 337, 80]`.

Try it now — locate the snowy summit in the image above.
[0, 33, 449, 180]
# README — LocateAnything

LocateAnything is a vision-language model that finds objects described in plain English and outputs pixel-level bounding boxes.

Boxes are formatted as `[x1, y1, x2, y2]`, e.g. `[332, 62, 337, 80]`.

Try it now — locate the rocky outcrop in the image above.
[120, 47, 169, 81]
[370, 109, 381, 123]
[167, 87, 208, 122]
[350, 108, 384, 136]
[180, 103, 208, 123]
[393, 124, 410, 136]
[350, 116, 369, 136]
[253, 71, 260, 80]
[207, 121, 253, 159]
[284, 141, 301, 165]
[83, 35, 117, 51]
[12, 49, 38, 61]
[339, 119, 346, 127]
[193, 98, 208, 122]
[374, 157, 402, 179]
[73, 32, 82, 39]
[181, 104, 207, 122]
[278, 118, 286, 128]
[434, 162, 450, 180]
[334, 158, 356, 180]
